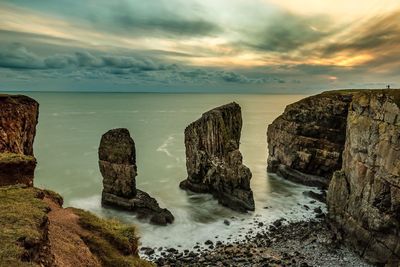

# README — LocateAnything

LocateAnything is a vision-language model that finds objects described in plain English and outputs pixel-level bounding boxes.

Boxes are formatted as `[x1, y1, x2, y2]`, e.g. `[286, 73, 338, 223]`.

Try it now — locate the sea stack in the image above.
[328, 91, 400, 265]
[99, 128, 174, 225]
[0, 94, 39, 187]
[267, 91, 354, 188]
[179, 102, 254, 212]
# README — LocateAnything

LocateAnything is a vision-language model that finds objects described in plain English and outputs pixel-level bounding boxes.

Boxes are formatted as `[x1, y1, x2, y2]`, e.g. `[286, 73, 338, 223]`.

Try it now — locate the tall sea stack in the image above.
[99, 128, 174, 225]
[0, 94, 39, 187]
[179, 102, 254, 212]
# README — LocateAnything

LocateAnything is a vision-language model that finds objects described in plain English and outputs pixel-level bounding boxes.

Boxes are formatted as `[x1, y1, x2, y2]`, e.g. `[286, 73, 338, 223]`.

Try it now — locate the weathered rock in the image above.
[99, 128, 137, 198]
[0, 94, 39, 186]
[179, 102, 254, 212]
[99, 128, 174, 225]
[328, 90, 400, 265]
[267, 91, 355, 188]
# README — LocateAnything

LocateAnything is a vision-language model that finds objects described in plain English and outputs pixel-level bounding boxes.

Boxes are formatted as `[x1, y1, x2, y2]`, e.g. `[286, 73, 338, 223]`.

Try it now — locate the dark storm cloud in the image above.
[3, 0, 221, 38]
[0, 44, 175, 71]
[0, 43, 45, 69]
[91, 0, 222, 38]
[0, 44, 282, 85]
[243, 12, 335, 52]
[111, 12, 221, 37]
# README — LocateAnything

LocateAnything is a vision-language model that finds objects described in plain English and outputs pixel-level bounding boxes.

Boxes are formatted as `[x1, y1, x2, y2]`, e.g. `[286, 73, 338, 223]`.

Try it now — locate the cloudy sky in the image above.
[1, 0, 400, 93]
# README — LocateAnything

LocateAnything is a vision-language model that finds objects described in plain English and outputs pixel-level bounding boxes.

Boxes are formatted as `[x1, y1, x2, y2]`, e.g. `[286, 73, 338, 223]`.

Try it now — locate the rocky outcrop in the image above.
[99, 128, 174, 225]
[267, 91, 355, 188]
[328, 90, 400, 265]
[0, 185, 152, 267]
[0, 94, 39, 186]
[179, 102, 254, 212]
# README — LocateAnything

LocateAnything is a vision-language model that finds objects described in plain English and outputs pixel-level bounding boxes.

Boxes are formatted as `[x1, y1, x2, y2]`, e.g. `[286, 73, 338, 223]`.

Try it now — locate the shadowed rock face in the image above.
[179, 102, 254, 212]
[267, 91, 354, 188]
[99, 128, 174, 225]
[0, 95, 39, 186]
[99, 128, 137, 198]
[328, 91, 400, 265]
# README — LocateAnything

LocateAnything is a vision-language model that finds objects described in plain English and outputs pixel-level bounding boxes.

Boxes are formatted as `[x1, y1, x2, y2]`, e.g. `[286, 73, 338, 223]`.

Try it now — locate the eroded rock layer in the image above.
[0, 95, 39, 186]
[179, 102, 254, 212]
[99, 128, 174, 225]
[328, 90, 400, 265]
[267, 91, 354, 188]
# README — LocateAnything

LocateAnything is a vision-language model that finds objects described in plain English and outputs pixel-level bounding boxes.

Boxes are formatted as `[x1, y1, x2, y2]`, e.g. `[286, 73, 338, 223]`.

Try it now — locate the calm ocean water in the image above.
[22, 92, 323, 249]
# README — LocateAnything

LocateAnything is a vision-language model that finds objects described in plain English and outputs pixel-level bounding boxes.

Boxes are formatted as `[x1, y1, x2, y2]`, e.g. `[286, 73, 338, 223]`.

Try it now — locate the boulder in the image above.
[267, 91, 354, 188]
[327, 90, 400, 265]
[99, 128, 174, 225]
[179, 102, 254, 212]
[0, 94, 39, 186]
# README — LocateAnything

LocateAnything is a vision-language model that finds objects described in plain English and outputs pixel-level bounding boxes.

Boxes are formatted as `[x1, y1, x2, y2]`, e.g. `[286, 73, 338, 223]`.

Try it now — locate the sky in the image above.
[0, 0, 400, 93]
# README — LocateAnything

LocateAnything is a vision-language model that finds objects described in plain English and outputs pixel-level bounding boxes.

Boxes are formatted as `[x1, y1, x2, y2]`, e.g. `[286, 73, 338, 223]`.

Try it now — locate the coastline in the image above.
[150, 216, 372, 267]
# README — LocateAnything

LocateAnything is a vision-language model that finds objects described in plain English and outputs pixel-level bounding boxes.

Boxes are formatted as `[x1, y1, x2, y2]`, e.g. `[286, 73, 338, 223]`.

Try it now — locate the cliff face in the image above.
[99, 128, 174, 225]
[267, 91, 354, 188]
[179, 102, 254, 212]
[328, 91, 400, 265]
[0, 95, 39, 186]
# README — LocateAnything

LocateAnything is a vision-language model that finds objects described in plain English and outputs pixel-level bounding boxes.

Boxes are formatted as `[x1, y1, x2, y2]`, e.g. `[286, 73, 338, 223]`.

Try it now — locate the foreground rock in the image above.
[99, 128, 174, 225]
[179, 102, 254, 212]
[267, 91, 355, 188]
[0, 186, 153, 267]
[328, 90, 400, 265]
[154, 218, 371, 267]
[0, 94, 39, 186]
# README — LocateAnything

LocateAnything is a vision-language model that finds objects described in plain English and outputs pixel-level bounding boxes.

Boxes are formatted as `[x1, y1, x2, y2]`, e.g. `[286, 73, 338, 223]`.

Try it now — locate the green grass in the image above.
[0, 186, 49, 267]
[72, 208, 154, 267]
[0, 186, 153, 267]
[0, 153, 35, 164]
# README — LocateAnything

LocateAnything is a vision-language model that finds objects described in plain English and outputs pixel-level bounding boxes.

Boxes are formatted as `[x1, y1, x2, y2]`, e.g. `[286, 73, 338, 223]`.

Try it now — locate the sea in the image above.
[19, 92, 324, 250]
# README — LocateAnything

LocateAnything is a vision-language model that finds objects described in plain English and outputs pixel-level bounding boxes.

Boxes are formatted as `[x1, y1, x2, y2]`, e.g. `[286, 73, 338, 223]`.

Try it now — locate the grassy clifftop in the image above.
[0, 186, 153, 267]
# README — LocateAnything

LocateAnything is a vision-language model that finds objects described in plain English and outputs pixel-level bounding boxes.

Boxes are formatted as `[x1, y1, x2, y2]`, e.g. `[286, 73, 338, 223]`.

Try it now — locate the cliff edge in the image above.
[0, 186, 153, 267]
[0, 95, 39, 187]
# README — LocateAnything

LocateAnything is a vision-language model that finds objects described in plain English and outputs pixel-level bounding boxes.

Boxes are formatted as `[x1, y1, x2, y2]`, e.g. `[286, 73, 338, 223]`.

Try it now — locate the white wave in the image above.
[156, 135, 175, 158]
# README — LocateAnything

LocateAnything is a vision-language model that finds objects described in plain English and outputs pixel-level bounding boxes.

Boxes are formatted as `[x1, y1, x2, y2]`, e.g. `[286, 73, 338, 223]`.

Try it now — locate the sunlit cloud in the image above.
[0, 0, 399, 92]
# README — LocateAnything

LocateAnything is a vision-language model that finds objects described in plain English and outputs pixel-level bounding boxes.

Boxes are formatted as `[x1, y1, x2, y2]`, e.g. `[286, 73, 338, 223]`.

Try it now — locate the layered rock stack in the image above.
[99, 128, 174, 225]
[328, 91, 400, 265]
[179, 102, 254, 212]
[0, 94, 39, 186]
[267, 91, 355, 188]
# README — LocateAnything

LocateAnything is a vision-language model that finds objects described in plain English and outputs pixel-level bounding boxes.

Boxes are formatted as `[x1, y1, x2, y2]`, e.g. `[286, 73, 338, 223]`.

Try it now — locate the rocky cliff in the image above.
[267, 91, 354, 188]
[328, 90, 400, 265]
[179, 102, 254, 212]
[0, 95, 39, 187]
[99, 128, 174, 225]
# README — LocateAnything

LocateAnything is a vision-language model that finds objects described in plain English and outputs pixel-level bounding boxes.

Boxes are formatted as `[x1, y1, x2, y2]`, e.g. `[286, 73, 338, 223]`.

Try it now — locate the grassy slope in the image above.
[0, 186, 153, 267]
[0, 152, 35, 163]
[0, 186, 47, 267]
[72, 208, 154, 267]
